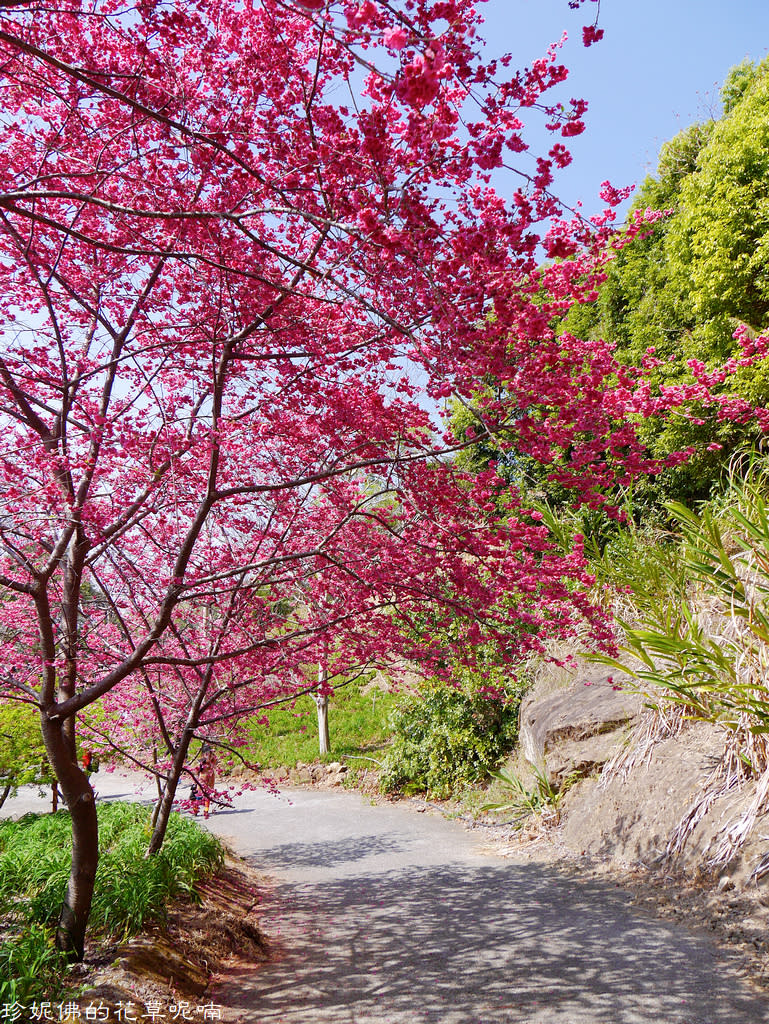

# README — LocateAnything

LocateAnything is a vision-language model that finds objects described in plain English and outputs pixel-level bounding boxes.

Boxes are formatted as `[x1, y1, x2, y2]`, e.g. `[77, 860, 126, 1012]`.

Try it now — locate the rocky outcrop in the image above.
[516, 663, 769, 888]
[519, 670, 644, 785]
[559, 719, 726, 863]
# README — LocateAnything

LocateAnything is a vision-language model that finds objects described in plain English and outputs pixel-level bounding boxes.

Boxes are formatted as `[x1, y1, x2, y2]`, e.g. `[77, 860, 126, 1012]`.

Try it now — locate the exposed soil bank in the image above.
[71, 860, 267, 1020]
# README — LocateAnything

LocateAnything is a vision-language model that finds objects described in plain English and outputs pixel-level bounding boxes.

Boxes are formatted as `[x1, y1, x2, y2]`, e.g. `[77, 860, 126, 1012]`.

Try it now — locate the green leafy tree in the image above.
[0, 705, 55, 809]
[561, 58, 769, 513]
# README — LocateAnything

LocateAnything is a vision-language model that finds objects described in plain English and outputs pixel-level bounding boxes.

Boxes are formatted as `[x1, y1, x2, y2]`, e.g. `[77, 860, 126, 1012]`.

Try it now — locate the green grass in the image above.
[248, 680, 399, 768]
[0, 802, 223, 1003]
[0, 923, 70, 1005]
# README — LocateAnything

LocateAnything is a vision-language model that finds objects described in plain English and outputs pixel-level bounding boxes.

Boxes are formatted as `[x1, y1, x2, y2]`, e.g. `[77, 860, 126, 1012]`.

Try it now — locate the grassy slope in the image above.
[246, 680, 399, 769]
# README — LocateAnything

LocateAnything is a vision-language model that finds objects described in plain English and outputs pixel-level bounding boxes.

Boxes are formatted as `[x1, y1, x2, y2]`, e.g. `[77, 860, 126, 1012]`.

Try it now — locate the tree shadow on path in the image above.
[238, 833, 410, 871]
[216, 851, 769, 1024]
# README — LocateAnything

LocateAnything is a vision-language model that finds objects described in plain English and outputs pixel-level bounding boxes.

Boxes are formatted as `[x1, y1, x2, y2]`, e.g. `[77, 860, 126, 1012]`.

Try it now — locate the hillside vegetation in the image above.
[563, 56, 769, 513]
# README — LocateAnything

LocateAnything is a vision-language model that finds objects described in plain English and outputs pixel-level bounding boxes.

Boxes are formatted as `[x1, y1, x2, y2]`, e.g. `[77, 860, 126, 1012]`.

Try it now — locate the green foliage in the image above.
[480, 764, 574, 826]
[655, 121, 714, 190]
[447, 59, 769, 524]
[590, 510, 685, 598]
[248, 677, 398, 768]
[594, 459, 769, 773]
[667, 60, 769, 338]
[0, 703, 54, 801]
[92, 804, 223, 938]
[721, 58, 762, 114]
[379, 675, 524, 799]
[557, 57, 769, 515]
[0, 803, 223, 1002]
[448, 385, 519, 485]
[0, 924, 70, 1005]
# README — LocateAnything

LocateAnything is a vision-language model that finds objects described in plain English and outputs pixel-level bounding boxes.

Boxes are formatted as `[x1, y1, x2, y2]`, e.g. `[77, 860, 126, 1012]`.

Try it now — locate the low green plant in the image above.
[481, 764, 574, 826]
[0, 802, 223, 1002]
[0, 923, 70, 1004]
[379, 676, 524, 799]
[0, 811, 73, 920]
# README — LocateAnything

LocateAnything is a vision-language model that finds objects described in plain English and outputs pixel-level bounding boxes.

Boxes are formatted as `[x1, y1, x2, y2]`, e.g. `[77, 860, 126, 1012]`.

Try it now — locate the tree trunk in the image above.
[148, 661, 218, 854]
[150, 745, 164, 829]
[56, 773, 98, 960]
[0, 781, 11, 810]
[314, 664, 330, 756]
[147, 730, 194, 855]
[314, 693, 330, 755]
[40, 709, 98, 960]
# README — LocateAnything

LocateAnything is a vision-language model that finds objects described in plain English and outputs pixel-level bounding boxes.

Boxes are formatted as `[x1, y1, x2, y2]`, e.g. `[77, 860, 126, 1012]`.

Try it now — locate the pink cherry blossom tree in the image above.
[0, 0, 739, 959]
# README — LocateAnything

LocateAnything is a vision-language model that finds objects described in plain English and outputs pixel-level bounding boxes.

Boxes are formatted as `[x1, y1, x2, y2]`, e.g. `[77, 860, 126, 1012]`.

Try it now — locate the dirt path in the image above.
[203, 788, 769, 1024]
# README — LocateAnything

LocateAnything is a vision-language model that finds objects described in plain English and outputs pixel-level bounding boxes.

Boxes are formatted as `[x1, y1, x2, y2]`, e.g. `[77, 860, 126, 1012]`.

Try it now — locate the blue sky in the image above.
[477, 0, 769, 217]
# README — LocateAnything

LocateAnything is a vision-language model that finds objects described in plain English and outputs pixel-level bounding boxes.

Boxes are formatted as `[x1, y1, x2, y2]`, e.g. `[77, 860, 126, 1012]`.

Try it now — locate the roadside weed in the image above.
[0, 923, 70, 1004]
[481, 764, 574, 827]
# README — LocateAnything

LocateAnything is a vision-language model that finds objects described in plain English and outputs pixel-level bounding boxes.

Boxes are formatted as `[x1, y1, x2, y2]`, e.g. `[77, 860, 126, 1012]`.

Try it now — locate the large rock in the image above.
[519, 671, 644, 785]
[559, 717, 769, 886]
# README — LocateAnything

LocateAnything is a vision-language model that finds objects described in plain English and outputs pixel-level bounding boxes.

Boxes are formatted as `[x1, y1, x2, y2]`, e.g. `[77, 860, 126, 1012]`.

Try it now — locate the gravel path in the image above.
[4, 776, 769, 1023]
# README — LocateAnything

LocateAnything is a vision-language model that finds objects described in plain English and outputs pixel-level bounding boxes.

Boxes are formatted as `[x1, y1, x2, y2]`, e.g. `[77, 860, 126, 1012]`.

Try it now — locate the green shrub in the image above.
[379, 677, 524, 799]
